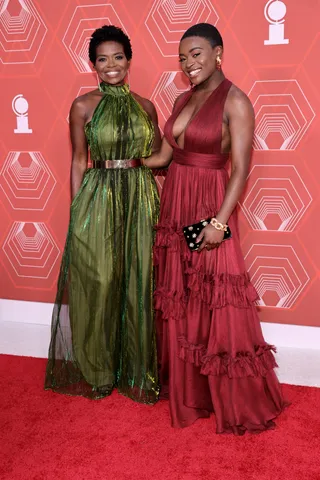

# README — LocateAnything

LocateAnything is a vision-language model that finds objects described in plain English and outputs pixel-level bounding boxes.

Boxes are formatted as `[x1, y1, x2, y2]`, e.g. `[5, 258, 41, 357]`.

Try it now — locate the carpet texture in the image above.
[0, 355, 319, 480]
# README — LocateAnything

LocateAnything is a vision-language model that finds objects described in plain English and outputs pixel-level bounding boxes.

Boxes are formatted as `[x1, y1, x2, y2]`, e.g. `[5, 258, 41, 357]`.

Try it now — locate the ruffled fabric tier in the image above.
[154, 223, 259, 315]
[179, 339, 277, 378]
[154, 220, 288, 434]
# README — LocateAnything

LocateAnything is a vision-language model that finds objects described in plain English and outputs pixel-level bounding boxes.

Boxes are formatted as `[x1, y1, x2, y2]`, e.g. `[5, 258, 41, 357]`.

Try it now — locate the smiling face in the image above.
[94, 41, 130, 86]
[179, 36, 222, 86]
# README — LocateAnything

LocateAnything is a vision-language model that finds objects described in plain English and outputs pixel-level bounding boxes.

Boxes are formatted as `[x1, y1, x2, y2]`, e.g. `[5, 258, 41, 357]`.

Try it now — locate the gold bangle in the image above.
[210, 217, 228, 232]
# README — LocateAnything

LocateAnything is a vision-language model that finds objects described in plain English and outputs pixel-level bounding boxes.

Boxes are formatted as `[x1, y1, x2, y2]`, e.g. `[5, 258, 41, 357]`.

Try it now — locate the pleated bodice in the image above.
[85, 83, 154, 161]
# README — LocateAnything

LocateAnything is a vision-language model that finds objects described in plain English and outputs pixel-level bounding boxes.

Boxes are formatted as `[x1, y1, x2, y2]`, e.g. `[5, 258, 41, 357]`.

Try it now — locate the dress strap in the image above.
[184, 79, 232, 154]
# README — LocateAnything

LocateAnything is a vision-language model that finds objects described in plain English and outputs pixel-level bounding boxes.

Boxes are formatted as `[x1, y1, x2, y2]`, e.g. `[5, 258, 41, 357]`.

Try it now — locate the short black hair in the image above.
[181, 23, 223, 49]
[88, 25, 132, 64]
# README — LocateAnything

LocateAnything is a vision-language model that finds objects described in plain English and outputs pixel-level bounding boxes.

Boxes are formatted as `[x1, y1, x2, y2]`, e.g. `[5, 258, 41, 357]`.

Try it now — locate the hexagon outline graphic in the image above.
[245, 244, 310, 308]
[254, 99, 301, 150]
[62, 4, 127, 73]
[0, 151, 56, 211]
[2, 221, 60, 279]
[0, 0, 47, 64]
[248, 80, 315, 151]
[241, 165, 312, 232]
[151, 70, 189, 126]
[145, 0, 219, 57]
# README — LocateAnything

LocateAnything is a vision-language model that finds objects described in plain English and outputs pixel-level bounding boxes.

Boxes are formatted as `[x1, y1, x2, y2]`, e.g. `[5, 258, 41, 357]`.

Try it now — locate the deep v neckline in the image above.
[171, 78, 227, 150]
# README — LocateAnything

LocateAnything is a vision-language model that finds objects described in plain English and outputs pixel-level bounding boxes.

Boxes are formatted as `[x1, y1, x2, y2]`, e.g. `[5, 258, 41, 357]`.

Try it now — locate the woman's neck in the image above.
[195, 71, 225, 93]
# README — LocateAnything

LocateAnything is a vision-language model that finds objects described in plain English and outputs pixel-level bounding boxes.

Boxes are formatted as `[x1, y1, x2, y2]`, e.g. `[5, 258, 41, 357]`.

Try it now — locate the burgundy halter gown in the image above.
[154, 78, 288, 435]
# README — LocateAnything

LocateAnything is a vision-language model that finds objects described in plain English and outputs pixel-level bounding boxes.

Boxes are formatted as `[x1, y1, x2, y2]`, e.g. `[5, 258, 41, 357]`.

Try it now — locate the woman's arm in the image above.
[216, 89, 255, 224]
[143, 136, 173, 168]
[143, 92, 187, 168]
[69, 98, 88, 201]
[138, 97, 173, 166]
[196, 88, 255, 251]
[141, 99, 162, 152]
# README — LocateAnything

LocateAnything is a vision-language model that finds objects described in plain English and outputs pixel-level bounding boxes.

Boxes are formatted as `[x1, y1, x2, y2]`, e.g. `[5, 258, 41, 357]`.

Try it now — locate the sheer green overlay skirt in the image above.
[45, 166, 159, 403]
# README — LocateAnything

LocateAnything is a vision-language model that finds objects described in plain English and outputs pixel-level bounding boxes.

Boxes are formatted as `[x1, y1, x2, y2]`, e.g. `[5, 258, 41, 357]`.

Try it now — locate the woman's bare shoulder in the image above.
[226, 84, 254, 113]
[72, 89, 102, 108]
[70, 89, 102, 121]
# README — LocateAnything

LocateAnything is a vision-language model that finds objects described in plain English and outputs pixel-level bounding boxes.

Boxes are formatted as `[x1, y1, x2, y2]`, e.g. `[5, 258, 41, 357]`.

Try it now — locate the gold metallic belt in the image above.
[91, 159, 142, 169]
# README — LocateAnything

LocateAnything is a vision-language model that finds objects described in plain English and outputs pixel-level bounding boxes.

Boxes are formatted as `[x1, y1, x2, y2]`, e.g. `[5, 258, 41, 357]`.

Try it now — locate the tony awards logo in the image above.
[264, 0, 289, 45]
[12, 94, 33, 134]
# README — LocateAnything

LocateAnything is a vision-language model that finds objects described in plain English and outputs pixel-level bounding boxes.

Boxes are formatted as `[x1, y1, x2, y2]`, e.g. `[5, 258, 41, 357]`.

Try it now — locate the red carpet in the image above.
[0, 355, 319, 480]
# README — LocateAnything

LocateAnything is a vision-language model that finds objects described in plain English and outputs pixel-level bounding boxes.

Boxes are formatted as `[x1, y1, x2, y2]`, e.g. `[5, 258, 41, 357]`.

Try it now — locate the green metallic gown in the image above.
[45, 83, 159, 403]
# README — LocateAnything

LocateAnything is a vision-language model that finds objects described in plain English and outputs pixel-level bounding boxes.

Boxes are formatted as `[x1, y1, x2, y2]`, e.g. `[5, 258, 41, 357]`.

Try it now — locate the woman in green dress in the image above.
[45, 25, 161, 403]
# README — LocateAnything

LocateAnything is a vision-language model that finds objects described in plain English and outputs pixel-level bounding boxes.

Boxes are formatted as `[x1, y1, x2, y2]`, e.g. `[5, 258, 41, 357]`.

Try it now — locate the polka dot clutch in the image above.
[183, 218, 232, 251]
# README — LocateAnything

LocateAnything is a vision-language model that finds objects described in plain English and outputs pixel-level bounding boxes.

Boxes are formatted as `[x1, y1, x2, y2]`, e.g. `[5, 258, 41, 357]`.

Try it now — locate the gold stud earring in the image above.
[216, 56, 222, 70]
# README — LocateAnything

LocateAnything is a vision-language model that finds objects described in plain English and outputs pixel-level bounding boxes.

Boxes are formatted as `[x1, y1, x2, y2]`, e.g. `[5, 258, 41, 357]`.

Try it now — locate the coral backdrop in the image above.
[0, 0, 319, 327]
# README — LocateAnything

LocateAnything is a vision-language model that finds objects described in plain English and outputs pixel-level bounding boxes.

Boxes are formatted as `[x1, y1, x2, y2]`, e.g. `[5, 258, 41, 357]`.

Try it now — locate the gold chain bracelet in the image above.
[210, 217, 228, 232]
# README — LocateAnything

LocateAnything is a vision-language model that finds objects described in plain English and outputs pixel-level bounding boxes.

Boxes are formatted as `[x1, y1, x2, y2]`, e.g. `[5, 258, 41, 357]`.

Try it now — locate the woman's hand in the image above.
[196, 224, 224, 252]
[143, 137, 173, 168]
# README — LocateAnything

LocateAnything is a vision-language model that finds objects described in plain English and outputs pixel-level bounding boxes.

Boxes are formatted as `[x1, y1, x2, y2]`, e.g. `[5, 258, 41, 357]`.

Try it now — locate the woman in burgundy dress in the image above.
[144, 23, 288, 434]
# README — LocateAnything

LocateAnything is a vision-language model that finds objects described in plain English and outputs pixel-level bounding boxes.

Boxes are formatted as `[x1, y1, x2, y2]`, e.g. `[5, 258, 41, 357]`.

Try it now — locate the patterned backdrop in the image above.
[0, 0, 319, 327]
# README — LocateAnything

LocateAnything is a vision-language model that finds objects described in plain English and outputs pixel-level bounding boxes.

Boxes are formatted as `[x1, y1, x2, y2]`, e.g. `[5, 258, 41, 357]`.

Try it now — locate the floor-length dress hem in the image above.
[168, 403, 290, 435]
[155, 78, 289, 435]
[45, 83, 159, 405]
